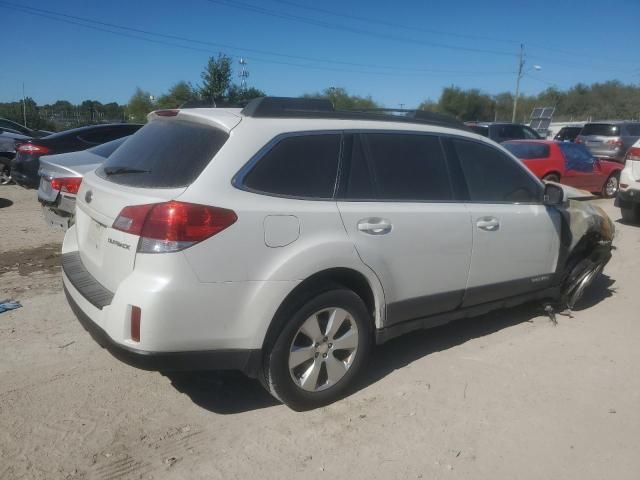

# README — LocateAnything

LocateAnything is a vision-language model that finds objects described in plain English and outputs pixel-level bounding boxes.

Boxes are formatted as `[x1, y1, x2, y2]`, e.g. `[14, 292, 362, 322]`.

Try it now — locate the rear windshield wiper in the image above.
[103, 166, 151, 176]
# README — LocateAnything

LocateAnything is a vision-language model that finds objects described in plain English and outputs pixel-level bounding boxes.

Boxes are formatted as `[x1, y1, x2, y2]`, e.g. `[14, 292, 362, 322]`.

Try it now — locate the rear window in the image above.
[97, 120, 228, 188]
[581, 124, 620, 137]
[503, 142, 550, 160]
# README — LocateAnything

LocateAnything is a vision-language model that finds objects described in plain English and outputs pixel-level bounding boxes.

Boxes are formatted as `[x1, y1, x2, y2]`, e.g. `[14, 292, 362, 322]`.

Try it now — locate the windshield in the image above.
[97, 120, 228, 188]
[88, 136, 129, 158]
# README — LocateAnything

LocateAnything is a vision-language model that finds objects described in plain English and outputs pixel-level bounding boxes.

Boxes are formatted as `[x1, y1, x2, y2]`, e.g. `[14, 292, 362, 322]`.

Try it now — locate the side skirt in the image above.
[375, 286, 560, 344]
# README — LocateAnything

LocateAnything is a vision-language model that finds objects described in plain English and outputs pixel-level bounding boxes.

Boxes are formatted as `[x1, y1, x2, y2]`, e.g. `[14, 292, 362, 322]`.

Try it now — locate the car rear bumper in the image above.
[64, 284, 262, 375]
[11, 170, 38, 188]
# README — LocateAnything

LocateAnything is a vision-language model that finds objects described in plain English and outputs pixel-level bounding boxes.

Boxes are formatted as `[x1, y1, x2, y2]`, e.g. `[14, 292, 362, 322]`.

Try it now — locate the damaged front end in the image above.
[556, 188, 615, 309]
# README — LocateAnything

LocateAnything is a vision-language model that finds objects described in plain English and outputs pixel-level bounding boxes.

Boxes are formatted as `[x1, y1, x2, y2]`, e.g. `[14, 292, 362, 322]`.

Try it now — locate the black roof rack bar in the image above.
[241, 97, 468, 131]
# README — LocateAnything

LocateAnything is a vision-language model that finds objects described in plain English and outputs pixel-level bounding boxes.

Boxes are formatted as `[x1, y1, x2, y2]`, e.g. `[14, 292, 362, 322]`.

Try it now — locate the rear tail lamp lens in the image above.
[130, 306, 141, 342]
[17, 144, 51, 154]
[112, 201, 237, 253]
[625, 147, 640, 162]
[154, 109, 179, 117]
[50, 177, 82, 195]
[606, 138, 623, 147]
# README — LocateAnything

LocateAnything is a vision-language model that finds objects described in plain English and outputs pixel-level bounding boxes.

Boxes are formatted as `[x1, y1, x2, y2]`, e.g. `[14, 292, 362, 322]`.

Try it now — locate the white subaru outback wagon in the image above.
[62, 97, 614, 410]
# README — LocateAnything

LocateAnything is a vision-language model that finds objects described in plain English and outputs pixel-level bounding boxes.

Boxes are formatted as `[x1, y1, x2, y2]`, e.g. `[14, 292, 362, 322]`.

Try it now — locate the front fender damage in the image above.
[558, 199, 615, 309]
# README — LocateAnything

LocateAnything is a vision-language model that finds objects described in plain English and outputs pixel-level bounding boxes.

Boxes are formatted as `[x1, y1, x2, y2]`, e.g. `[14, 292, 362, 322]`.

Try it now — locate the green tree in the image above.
[227, 85, 266, 104]
[303, 87, 380, 110]
[127, 87, 154, 123]
[157, 81, 199, 108]
[200, 54, 233, 103]
[437, 86, 495, 121]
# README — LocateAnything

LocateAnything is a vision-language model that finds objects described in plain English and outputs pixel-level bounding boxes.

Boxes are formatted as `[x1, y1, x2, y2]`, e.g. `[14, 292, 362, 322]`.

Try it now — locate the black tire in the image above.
[0, 164, 11, 185]
[621, 205, 640, 224]
[542, 173, 560, 183]
[263, 289, 372, 411]
[601, 173, 619, 198]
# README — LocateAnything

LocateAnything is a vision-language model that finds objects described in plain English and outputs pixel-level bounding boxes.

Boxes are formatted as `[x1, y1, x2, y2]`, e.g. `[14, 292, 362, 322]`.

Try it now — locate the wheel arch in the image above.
[260, 266, 384, 353]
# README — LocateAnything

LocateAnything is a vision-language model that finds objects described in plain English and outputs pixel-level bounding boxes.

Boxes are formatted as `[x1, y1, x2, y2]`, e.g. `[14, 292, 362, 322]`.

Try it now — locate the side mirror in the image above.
[543, 183, 564, 206]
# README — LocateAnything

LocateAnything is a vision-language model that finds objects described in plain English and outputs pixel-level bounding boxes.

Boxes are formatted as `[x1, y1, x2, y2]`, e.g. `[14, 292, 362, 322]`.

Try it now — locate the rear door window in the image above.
[503, 142, 550, 159]
[242, 134, 340, 199]
[347, 133, 452, 201]
[581, 124, 620, 136]
[97, 120, 228, 188]
[453, 138, 542, 203]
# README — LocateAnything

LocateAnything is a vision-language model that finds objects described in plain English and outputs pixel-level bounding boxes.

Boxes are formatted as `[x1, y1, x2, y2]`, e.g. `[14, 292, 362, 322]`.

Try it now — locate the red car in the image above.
[503, 140, 622, 198]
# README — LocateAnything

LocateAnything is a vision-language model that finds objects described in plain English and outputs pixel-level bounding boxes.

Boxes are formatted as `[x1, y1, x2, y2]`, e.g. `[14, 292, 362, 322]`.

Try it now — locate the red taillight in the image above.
[606, 138, 623, 147]
[17, 144, 51, 154]
[112, 201, 237, 253]
[154, 109, 179, 117]
[625, 147, 640, 161]
[50, 177, 82, 195]
[130, 306, 141, 342]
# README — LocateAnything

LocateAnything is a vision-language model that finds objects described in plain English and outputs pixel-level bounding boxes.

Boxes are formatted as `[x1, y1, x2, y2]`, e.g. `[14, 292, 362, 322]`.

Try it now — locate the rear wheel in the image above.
[263, 289, 372, 410]
[601, 173, 619, 198]
[542, 173, 560, 183]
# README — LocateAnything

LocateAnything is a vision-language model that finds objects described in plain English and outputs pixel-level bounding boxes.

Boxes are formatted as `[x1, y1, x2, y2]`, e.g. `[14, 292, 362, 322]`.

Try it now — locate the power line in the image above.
[0, 1, 514, 76]
[204, 0, 519, 58]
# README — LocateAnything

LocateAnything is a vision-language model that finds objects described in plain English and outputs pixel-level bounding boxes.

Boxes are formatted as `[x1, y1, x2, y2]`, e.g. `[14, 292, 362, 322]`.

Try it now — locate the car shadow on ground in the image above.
[166, 274, 616, 415]
[0, 198, 13, 209]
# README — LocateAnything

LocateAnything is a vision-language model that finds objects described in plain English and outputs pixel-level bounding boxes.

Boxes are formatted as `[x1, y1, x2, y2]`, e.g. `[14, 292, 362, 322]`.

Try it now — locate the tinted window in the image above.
[495, 125, 526, 141]
[554, 127, 582, 142]
[523, 126, 541, 139]
[625, 124, 640, 136]
[353, 133, 452, 201]
[558, 143, 594, 172]
[0, 119, 29, 135]
[345, 135, 375, 198]
[243, 134, 340, 198]
[581, 124, 620, 136]
[453, 139, 542, 203]
[468, 125, 489, 137]
[503, 142, 550, 159]
[88, 136, 129, 158]
[98, 120, 228, 188]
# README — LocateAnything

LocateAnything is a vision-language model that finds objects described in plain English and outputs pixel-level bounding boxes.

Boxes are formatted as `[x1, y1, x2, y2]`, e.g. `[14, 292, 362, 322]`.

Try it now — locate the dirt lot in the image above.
[1, 184, 639, 480]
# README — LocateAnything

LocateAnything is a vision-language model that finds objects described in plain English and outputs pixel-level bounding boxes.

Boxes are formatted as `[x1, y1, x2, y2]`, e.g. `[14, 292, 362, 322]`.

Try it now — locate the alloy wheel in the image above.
[288, 307, 359, 392]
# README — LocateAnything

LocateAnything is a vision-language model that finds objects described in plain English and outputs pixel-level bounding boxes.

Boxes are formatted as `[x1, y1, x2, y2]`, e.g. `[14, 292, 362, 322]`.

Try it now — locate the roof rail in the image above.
[241, 97, 468, 131]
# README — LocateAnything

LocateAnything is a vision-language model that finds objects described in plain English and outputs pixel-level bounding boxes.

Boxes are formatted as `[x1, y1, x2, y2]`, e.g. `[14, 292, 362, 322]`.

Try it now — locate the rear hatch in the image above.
[73, 115, 235, 292]
[578, 123, 621, 158]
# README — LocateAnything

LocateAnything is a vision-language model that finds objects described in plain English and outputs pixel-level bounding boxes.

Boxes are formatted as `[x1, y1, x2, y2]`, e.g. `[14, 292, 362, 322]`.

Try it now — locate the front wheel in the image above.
[602, 173, 619, 198]
[263, 289, 372, 410]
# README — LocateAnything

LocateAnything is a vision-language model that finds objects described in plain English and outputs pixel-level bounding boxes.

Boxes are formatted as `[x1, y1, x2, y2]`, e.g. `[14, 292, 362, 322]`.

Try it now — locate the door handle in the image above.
[357, 218, 392, 235]
[476, 217, 500, 231]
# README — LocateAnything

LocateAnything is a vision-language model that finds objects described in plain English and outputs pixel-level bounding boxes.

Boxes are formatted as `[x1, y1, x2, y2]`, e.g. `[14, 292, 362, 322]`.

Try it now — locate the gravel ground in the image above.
[1, 184, 639, 480]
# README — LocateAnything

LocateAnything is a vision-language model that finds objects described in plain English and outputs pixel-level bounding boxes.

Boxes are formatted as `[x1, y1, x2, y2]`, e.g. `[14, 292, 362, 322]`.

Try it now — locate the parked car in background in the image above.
[0, 118, 52, 138]
[575, 122, 640, 163]
[0, 129, 31, 184]
[38, 136, 129, 230]
[12, 123, 142, 188]
[616, 139, 640, 223]
[62, 98, 614, 410]
[503, 140, 622, 197]
[554, 126, 583, 143]
[465, 122, 541, 143]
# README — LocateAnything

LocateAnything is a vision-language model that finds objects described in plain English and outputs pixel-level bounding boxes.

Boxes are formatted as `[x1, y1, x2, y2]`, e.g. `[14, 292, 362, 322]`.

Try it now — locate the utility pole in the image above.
[512, 44, 525, 123]
[22, 82, 27, 127]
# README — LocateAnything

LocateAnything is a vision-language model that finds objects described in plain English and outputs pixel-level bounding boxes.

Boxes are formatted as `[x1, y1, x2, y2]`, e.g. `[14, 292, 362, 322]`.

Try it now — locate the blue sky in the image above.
[2, 0, 639, 108]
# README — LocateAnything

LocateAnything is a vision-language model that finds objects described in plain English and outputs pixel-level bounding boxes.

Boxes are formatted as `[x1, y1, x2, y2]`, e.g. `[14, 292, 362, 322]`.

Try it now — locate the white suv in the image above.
[62, 97, 614, 410]
[616, 139, 640, 223]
